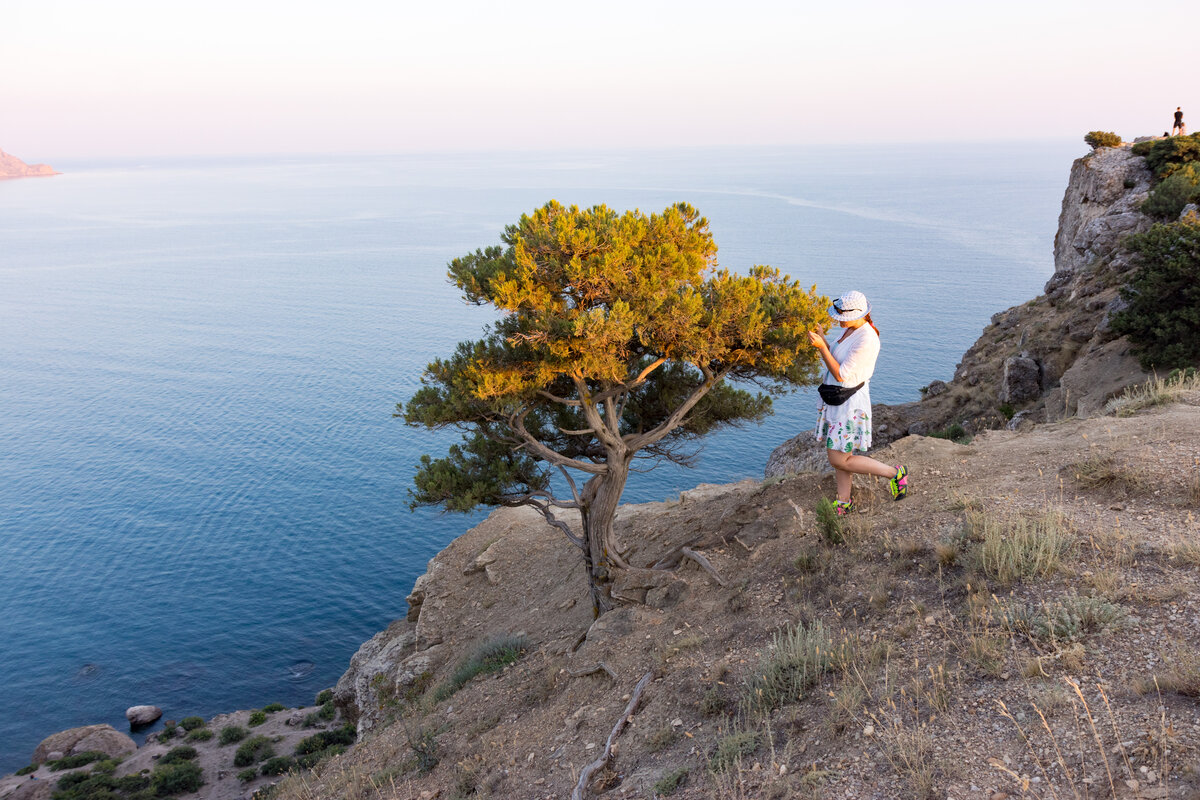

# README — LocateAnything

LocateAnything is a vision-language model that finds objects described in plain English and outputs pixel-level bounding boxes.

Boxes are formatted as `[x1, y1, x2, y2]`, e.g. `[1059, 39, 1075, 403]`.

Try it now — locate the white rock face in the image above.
[1053, 147, 1152, 276]
[124, 705, 162, 727]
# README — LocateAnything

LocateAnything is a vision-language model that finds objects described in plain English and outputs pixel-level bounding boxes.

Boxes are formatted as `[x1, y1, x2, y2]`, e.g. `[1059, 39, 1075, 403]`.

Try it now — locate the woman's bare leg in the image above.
[827, 449, 899, 481]
[834, 467, 853, 502]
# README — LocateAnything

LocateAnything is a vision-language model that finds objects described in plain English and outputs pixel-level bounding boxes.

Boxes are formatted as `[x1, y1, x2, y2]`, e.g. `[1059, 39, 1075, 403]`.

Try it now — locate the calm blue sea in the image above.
[0, 142, 1080, 770]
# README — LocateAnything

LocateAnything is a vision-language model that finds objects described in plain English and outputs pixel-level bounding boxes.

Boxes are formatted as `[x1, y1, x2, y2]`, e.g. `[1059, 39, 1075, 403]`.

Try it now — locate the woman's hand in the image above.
[807, 324, 828, 350]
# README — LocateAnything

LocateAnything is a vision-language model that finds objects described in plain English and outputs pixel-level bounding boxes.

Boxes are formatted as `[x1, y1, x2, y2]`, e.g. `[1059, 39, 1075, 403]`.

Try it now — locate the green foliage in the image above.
[150, 761, 203, 796]
[157, 721, 177, 741]
[432, 635, 528, 702]
[1131, 133, 1200, 179]
[652, 767, 690, 795]
[91, 760, 119, 775]
[294, 723, 357, 756]
[177, 717, 204, 732]
[184, 728, 212, 742]
[16, 764, 36, 776]
[219, 725, 248, 745]
[247, 710, 267, 727]
[998, 403, 1015, 420]
[237, 769, 258, 783]
[974, 511, 1073, 583]
[158, 746, 197, 765]
[295, 743, 347, 769]
[116, 775, 150, 793]
[930, 422, 969, 443]
[233, 736, 275, 767]
[403, 202, 829, 607]
[814, 498, 844, 545]
[1110, 220, 1200, 370]
[1084, 131, 1122, 149]
[48, 751, 106, 771]
[260, 703, 286, 713]
[314, 689, 334, 705]
[1141, 165, 1200, 219]
[259, 756, 295, 776]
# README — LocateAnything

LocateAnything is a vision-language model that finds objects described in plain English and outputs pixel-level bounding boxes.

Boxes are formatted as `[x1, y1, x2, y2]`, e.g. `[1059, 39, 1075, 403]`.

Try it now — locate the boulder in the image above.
[125, 705, 162, 727]
[4, 781, 53, 800]
[999, 354, 1041, 404]
[1057, 339, 1148, 417]
[32, 724, 136, 764]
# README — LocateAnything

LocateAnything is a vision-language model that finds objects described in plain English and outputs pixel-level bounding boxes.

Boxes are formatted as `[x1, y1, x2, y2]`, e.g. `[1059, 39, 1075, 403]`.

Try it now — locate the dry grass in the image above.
[972, 509, 1074, 584]
[1065, 453, 1148, 495]
[1105, 368, 1200, 416]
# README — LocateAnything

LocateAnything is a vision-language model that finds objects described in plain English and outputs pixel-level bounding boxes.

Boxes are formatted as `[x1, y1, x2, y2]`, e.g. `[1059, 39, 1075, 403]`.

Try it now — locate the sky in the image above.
[3, 0, 1195, 159]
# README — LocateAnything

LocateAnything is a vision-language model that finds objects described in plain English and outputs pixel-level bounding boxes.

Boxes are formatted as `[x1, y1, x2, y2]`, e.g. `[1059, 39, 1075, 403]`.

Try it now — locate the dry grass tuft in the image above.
[1064, 453, 1148, 495]
[972, 509, 1074, 583]
[1105, 368, 1200, 416]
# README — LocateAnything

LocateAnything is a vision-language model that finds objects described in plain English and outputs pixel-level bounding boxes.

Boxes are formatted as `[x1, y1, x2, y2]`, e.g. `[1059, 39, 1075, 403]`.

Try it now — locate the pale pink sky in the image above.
[4, 0, 1194, 159]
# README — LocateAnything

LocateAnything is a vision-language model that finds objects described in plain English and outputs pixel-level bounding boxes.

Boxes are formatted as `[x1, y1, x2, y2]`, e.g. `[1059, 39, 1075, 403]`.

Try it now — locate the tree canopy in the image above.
[403, 201, 828, 614]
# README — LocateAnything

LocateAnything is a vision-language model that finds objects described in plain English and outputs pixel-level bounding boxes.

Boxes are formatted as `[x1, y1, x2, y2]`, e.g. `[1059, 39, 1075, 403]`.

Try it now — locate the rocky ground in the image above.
[276, 380, 1200, 800]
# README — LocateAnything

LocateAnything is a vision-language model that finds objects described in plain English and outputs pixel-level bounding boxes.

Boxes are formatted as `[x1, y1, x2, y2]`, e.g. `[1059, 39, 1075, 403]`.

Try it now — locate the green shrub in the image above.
[1110, 220, 1200, 370]
[237, 768, 258, 783]
[247, 710, 267, 727]
[303, 700, 337, 727]
[814, 497, 844, 545]
[295, 743, 346, 769]
[930, 422, 969, 443]
[91, 759, 120, 775]
[652, 767, 689, 795]
[219, 725, 248, 745]
[1141, 165, 1200, 219]
[432, 635, 528, 702]
[744, 620, 833, 712]
[158, 721, 178, 741]
[151, 761, 203, 795]
[1084, 131, 1122, 149]
[261, 703, 286, 713]
[185, 728, 213, 742]
[55, 770, 97, 790]
[48, 751, 106, 770]
[1132, 133, 1200, 179]
[15, 764, 36, 776]
[294, 723, 357, 756]
[998, 403, 1015, 420]
[158, 746, 198, 765]
[233, 735, 275, 767]
[1001, 593, 1128, 642]
[117, 774, 151, 792]
[259, 756, 295, 776]
[314, 689, 334, 705]
[178, 716, 205, 731]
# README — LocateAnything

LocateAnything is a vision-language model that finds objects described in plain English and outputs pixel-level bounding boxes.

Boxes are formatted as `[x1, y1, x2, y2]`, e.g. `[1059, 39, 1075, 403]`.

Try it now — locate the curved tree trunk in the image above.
[579, 459, 631, 617]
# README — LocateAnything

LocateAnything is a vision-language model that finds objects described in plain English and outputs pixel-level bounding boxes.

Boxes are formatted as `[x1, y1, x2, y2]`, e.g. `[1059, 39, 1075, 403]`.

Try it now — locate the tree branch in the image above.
[511, 408, 605, 474]
[571, 376, 625, 452]
[570, 671, 654, 800]
[524, 498, 585, 549]
[625, 363, 730, 451]
[680, 547, 727, 586]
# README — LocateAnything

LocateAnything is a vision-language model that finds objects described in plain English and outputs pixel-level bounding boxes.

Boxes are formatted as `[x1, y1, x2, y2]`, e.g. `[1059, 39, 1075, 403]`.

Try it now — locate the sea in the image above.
[0, 141, 1082, 771]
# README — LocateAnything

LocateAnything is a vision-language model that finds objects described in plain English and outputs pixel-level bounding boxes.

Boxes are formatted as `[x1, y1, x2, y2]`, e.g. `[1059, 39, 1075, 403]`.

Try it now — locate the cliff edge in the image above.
[767, 145, 1157, 476]
[0, 149, 58, 179]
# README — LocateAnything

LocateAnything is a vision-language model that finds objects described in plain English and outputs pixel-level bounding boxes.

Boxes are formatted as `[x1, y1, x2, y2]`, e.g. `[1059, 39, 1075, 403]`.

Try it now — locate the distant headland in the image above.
[0, 148, 59, 179]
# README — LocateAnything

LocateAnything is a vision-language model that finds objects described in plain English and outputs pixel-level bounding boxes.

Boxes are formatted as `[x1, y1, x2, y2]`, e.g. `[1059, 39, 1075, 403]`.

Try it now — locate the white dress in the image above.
[814, 324, 881, 453]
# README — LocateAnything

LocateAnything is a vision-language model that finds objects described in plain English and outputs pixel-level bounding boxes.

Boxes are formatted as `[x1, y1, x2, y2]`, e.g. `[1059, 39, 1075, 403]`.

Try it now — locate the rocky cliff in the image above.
[0, 149, 58, 179]
[767, 145, 1159, 476]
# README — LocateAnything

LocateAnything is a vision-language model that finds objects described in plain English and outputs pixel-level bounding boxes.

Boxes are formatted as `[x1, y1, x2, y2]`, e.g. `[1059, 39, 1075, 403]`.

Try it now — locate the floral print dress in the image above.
[814, 324, 881, 453]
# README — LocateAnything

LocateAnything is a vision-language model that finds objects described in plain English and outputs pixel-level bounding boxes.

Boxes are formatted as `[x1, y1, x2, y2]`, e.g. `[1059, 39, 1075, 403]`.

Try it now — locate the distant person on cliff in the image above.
[1173, 107, 1185, 136]
[807, 291, 908, 516]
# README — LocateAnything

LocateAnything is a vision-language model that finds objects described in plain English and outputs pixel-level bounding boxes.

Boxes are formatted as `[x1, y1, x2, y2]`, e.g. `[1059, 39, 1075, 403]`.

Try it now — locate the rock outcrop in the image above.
[31, 724, 136, 764]
[124, 705, 162, 727]
[0, 149, 58, 179]
[765, 145, 1154, 477]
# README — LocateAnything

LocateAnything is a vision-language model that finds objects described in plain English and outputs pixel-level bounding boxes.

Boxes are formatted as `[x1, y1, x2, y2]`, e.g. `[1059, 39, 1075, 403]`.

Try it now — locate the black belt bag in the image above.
[817, 382, 864, 406]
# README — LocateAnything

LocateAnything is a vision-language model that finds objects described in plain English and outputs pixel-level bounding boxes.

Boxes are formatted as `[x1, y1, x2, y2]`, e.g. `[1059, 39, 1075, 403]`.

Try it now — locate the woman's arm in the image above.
[806, 325, 844, 383]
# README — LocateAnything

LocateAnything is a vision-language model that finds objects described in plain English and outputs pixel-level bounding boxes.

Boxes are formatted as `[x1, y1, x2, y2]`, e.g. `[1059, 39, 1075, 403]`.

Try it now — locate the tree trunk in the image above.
[579, 459, 631, 617]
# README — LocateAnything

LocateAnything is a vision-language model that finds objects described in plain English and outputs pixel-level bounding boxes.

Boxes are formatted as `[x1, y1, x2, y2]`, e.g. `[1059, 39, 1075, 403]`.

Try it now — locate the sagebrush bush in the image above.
[1084, 131, 1122, 149]
[744, 620, 832, 712]
[432, 634, 528, 702]
[234, 735, 275, 767]
[260, 755, 295, 776]
[247, 710, 267, 726]
[708, 729, 760, 773]
[158, 745, 198, 765]
[261, 702, 286, 713]
[185, 727, 213, 742]
[974, 510, 1073, 583]
[1001, 593, 1128, 642]
[178, 716, 205, 731]
[314, 689, 334, 705]
[1110, 220, 1200, 370]
[48, 751, 105, 771]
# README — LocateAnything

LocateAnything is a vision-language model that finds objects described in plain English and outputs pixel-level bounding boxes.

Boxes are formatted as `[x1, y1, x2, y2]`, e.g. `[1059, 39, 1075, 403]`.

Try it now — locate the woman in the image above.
[806, 290, 908, 515]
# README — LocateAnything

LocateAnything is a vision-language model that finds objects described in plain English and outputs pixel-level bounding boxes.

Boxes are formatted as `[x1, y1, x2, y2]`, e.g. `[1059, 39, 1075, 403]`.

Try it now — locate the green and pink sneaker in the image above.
[888, 465, 908, 500]
[834, 499, 855, 516]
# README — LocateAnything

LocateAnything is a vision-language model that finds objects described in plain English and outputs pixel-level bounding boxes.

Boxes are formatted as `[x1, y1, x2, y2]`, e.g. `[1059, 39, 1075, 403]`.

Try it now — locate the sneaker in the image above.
[888, 465, 908, 501]
[834, 499, 855, 516]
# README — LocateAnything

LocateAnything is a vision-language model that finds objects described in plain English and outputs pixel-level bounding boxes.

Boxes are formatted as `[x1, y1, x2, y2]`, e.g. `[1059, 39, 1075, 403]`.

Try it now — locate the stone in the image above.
[907, 421, 929, 436]
[1058, 338, 1148, 417]
[125, 705, 162, 727]
[32, 724, 136, 764]
[4, 782, 53, 800]
[999, 354, 1041, 404]
[924, 380, 948, 397]
[1180, 203, 1199, 222]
